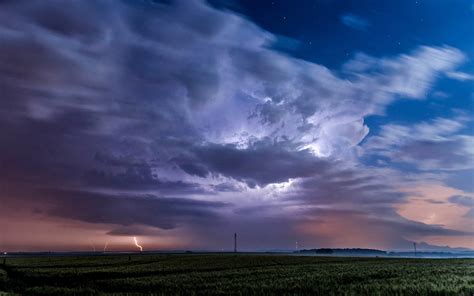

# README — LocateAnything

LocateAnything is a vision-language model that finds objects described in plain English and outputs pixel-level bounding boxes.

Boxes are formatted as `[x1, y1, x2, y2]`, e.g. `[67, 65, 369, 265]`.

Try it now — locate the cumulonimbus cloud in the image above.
[0, 0, 470, 249]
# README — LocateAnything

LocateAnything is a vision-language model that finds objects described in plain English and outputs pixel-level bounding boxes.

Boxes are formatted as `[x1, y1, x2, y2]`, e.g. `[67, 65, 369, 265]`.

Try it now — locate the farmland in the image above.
[0, 254, 473, 295]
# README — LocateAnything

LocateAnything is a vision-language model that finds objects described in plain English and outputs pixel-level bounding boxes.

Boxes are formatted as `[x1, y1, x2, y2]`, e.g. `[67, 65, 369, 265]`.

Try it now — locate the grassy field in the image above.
[0, 253, 473, 295]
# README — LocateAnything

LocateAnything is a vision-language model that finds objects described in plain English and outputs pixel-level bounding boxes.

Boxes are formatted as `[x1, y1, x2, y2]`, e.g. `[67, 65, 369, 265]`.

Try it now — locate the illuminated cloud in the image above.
[0, 0, 471, 251]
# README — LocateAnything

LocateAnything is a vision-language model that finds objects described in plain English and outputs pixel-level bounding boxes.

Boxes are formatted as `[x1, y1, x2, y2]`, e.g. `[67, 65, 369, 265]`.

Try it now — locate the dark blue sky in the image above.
[214, 0, 473, 65]
[0, 0, 472, 251]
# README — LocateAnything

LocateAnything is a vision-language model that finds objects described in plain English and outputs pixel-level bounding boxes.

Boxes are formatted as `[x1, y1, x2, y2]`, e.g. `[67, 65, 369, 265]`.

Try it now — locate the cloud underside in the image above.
[0, 0, 471, 249]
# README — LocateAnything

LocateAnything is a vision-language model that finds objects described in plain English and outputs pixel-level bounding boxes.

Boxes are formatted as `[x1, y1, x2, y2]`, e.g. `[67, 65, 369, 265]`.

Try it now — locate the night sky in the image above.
[0, 0, 473, 252]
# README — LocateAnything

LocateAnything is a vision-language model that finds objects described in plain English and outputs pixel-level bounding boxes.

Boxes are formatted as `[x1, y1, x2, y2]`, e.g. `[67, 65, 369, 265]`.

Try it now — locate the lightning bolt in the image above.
[103, 241, 109, 252]
[133, 237, 143, 252]
[89, 240, 96, 252]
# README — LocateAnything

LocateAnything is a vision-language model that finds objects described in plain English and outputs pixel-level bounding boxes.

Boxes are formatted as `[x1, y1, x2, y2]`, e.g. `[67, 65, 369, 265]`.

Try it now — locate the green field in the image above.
[0, 254, 473, 295]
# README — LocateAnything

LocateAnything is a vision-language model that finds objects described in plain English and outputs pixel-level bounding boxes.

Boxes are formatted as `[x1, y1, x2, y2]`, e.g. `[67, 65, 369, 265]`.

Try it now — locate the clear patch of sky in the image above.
[211, 0, 474, 69]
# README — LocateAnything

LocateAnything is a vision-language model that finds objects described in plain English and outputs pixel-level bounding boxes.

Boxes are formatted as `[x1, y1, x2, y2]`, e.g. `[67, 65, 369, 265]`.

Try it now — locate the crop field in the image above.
[0, 254, 473, 295]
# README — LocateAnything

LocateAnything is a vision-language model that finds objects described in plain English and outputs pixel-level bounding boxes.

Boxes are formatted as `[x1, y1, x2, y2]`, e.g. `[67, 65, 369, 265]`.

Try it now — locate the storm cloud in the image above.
[0, 0, 471, 251]
[173, 139, 331, 187]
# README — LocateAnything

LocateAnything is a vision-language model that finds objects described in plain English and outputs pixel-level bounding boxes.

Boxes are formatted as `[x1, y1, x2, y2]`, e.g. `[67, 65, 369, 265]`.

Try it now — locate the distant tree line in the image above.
[297, 248, 387, 255]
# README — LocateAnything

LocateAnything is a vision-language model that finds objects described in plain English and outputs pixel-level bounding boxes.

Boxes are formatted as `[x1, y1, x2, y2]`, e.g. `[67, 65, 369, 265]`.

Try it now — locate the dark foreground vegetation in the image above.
[0, 253, 473, 295]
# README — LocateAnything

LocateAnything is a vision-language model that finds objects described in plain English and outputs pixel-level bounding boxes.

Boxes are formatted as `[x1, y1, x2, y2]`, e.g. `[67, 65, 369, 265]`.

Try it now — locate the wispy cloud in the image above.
[446, 71, 474, 81]
[340, 13, 370, 31]
[449, 195, 474, 207]
[364, 116, 474, 171]
[448, 195, 474, 219]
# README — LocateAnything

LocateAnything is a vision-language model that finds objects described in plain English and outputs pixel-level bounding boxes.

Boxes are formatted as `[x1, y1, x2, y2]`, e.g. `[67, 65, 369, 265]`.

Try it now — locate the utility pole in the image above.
[413, 242, 417, 256]
[234, 233, 237, 253]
